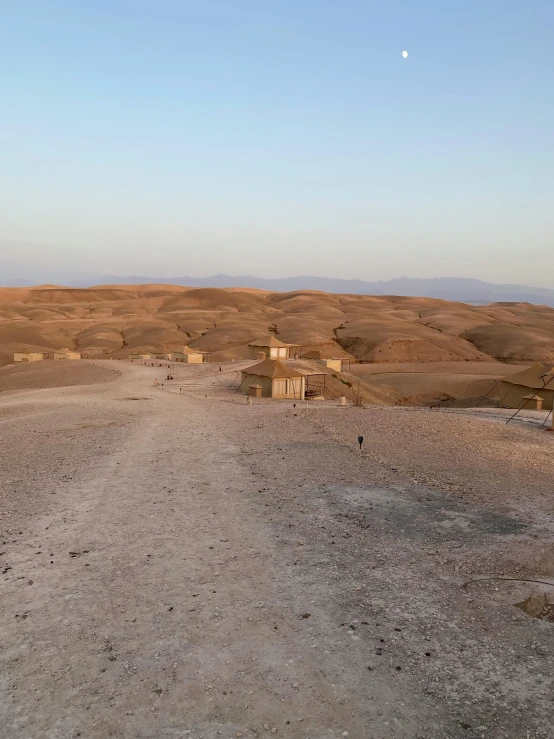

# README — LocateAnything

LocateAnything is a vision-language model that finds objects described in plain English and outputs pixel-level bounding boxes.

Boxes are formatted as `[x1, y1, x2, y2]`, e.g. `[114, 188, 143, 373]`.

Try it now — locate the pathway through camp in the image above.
[1, 362, 553, 739]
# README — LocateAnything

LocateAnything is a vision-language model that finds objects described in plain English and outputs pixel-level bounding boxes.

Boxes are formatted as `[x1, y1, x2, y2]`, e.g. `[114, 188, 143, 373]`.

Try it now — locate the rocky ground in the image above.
[1, 361, 553, 739]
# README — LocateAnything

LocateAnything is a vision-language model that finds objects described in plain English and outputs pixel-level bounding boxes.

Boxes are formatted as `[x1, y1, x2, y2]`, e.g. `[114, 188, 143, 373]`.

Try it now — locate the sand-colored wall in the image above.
[14, 352, 44, 362]
[499, 382, 554, 411]
[319, 359, 342, 372]
[167, 352, 203, 363]
[181, 353, 203, 364]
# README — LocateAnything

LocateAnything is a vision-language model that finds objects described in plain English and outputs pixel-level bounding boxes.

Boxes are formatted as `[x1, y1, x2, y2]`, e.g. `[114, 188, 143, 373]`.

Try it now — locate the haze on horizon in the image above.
[1, 1, 553, 289]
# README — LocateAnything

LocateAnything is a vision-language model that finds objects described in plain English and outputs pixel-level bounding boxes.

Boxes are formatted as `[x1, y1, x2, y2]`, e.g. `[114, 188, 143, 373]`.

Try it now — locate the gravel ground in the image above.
[1, 361, 553, 739]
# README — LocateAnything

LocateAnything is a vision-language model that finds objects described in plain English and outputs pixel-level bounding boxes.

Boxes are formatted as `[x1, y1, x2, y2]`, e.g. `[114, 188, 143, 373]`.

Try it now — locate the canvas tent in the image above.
[499, 363, 554, 411]
[168, 346, 204, 363]
[240, 358, 305, 399]
[247, 335, 295, 361]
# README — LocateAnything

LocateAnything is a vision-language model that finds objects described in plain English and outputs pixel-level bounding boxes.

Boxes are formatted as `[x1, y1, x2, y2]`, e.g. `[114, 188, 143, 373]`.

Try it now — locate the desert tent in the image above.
[247, 335, 295, 361]
[499, 363, 554, 410]
[13, 351, 44, 363]
[168, 346, 204, 363]
[53, 348, 81, 360]
[240, 358, 305, 399]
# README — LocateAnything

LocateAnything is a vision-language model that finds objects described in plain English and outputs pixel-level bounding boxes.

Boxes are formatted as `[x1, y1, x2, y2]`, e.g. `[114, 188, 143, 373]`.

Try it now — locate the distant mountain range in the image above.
[3, 275, 554, 307]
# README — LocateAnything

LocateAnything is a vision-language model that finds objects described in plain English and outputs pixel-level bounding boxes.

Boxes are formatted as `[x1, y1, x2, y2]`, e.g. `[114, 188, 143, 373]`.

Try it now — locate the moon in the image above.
[402, 50, 408, 59]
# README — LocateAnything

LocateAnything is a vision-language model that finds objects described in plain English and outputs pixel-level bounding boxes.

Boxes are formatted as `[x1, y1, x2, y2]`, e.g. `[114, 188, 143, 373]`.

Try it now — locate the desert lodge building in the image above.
[14, 351, 44, 362]
[14, 349, 82, 362]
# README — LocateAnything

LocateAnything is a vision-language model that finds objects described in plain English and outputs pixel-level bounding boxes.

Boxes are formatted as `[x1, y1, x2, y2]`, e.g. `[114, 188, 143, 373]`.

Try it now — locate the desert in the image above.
[2, 284, 554, 406]
[1, 296, 554, 737]
[4, 1, 553, 735]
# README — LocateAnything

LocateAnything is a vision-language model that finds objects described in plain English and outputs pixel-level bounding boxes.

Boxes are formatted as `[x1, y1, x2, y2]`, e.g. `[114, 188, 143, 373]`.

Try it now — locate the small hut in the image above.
[247, 336, 294, 361]
[499, 363, 554, 410]
[240, 359, 305, 399]
[169, 346, 204, 363]
[248, 383, 263, 398]
[13, 351, 44, 363]
[53, 348, 81, 360]
[522, 394, 543, 411]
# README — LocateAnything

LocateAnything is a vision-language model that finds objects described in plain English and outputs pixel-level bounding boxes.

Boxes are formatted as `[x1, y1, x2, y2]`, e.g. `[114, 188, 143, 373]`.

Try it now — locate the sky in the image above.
[1, 0, 553, 287]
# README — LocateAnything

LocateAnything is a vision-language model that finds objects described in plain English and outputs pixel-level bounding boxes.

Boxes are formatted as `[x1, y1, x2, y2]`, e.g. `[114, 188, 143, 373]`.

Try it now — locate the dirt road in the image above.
[1, 362, 553, 739]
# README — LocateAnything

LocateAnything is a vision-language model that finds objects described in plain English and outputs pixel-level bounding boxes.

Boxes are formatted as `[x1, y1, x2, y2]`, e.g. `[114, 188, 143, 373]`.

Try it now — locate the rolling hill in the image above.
[1, 284, 554, 368]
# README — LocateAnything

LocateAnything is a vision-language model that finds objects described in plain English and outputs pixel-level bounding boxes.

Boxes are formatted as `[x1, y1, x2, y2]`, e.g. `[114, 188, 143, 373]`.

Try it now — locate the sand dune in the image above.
[2, 285, 554, 369]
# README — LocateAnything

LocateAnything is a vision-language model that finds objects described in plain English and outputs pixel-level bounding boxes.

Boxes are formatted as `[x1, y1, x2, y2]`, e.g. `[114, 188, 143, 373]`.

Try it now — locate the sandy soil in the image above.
[1, 362, 553, 739]
[0, 360, 120, 394]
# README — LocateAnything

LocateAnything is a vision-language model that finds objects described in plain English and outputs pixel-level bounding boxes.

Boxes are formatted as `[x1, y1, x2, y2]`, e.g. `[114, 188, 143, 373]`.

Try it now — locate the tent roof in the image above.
[286, 360, 327, 377]
[248, 335, 290, 348]
[58, 347, 78, 353]
[242, 358, 302, 379]
[502, 363, 554, 390]
[174, 345, 202, 355]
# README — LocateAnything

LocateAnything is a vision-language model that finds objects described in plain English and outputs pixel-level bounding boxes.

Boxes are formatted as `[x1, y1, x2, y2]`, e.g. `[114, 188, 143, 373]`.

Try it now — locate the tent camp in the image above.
[240, 358, 305, 399]
[499, 363, 554, 410]
[247, 336, 295, 361]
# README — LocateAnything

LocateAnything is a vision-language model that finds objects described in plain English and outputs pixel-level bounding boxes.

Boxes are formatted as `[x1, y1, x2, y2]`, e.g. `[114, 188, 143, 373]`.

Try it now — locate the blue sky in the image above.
[1, 0, 553, 286]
